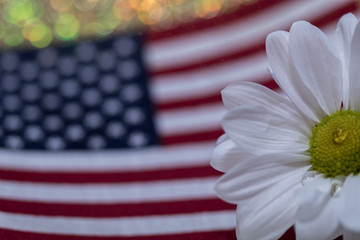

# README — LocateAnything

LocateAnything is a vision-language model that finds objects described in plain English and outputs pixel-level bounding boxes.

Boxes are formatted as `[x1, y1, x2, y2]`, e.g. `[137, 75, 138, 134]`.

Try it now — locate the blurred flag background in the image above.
[0, 0, 357, 239]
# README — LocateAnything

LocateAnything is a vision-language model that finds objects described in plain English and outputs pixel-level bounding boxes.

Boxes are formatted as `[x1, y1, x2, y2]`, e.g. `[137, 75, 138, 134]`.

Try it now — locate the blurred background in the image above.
[0, 0, 255, 49]
[0, 0, 358, 239]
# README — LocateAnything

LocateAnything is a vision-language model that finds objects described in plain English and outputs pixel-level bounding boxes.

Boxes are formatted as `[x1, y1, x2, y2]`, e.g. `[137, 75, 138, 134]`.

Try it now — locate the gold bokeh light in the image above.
[0, 0, 256, 49]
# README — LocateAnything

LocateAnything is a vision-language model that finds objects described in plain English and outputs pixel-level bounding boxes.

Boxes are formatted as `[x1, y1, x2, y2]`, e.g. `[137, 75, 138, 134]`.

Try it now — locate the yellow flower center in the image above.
[309, 110, 360, 178]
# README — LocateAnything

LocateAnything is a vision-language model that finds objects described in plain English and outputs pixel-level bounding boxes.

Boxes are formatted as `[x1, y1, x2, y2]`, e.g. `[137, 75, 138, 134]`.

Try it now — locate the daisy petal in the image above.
[211, 139, 253, 173]
[290, 21, 342, 115]
[215, 153, 309, 204]
[334, 13, 358, 62]
[222, 82, 291, 112]
[266, 30, 325, 122]
[223, 106, 309, 155]
[295, 178, 341, 240]
[343, 230, 360, 240]
[349, 21, 360, 111]
[334, 13, 358, 109]
[302, 173, 335, 193]
[296, 189, 329, 222]
[235, 170, 304, 240]
[340, 175, 360, 231]
[221, 82, 312, 127]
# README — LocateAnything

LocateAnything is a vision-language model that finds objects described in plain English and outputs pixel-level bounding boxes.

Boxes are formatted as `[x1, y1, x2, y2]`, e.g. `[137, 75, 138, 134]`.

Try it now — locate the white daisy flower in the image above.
[211, 13, 360, 240]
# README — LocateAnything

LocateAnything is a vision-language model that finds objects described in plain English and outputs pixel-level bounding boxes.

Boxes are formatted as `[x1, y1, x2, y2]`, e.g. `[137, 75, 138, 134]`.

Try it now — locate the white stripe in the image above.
[156, 103, 226, 136]
[145, 0, 352, 70]
[0, 210, 235, 236]
[150, 53, 269, 104]
[0, 142, 215, 172]
[0, 177, 217, 203]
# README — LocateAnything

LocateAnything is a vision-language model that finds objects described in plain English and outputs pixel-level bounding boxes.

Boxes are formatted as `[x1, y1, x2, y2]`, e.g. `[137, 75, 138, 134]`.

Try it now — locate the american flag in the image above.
[0, 0, 357, 239]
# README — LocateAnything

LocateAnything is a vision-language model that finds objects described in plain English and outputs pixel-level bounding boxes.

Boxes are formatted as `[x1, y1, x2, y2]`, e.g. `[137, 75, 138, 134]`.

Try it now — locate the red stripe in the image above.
[157, 93, 222, 111]
[162, 129, 223, 146]
[0, 198, 234, 217]
[278, 227, 343, 240]
[261, 78, 280, 90]
[279, 227, 295, 240]
[149, 2, 357, 76]
[0, 165, 220, 183]
[146, 0, 287, 41]
[156, 78, 279, 110]
[0, 228, 237, 240]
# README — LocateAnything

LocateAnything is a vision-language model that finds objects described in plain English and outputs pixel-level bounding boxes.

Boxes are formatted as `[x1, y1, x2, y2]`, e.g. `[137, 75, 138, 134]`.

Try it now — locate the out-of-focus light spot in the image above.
[84, 22, 110, 37]
[149, 8, 165, 23]
[74, 0, 97, 11]
[113, 1, 123, 20]
[129, 0, 140, 9]
[4, 33, 24, 46]
[55, 13, 79, 40]
[29, 24, 53, 48]
[83, 23, 97, 36]
[138, 1, 164, 25]
[3, 0, 41, 25]
[102, 10, 121, 31]
[139, 0, 159, 12]
[150, 9, 173, 31]
[193, 0, 225, 18]
[113, 0, 134, 21]
[50, 0, 73, 12]
[176, 0, 186, 6]
[23, 22, 43, 42]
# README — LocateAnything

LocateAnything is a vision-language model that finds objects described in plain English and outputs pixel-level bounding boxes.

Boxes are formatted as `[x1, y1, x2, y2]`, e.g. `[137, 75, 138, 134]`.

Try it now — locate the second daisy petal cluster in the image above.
[211, 13, 360, 240]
